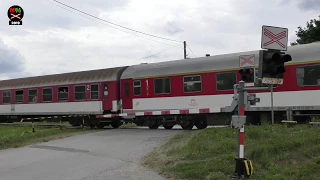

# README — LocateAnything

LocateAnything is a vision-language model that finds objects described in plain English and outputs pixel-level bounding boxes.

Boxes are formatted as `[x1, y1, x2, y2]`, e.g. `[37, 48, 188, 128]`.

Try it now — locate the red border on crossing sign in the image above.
[261, 25, 288, 51]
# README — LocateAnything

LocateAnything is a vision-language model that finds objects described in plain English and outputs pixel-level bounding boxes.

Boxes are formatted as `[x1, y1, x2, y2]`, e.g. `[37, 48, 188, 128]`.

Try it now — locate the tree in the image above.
[291, 15, 320, 46]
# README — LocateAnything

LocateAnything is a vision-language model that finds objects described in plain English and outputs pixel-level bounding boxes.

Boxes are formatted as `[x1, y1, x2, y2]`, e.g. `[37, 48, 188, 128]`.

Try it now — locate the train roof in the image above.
[0, 66, 128, 90]
[121, 42, 320, 79]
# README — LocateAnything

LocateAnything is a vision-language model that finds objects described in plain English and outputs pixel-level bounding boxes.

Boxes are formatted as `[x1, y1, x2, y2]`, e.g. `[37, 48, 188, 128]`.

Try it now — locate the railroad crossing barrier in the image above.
[230, 81, 265, 178]
[229, 79, 277, 178]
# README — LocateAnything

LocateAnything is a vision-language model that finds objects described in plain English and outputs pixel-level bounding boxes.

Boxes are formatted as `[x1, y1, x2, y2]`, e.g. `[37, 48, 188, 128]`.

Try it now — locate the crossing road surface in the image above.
[0, 127, 183, 180]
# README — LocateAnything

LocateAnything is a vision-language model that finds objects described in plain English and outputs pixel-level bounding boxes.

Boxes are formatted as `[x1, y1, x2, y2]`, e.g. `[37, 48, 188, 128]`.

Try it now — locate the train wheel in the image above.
[163, 125, 174, 129]
[97, 124, 105, 129]
[145, 117, 160, 129]
[148, 124, 159, 129]
[181, 124, 194, 130]
[195, 119, 208, 129]
[111, 121, 122, 129]
[181, 120, 194, 130]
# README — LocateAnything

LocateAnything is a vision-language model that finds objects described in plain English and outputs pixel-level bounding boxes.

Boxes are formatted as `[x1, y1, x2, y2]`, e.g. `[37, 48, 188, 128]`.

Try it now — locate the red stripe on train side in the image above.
[179, 109, 189, 114]
[199, 108, 210, 113]
[144, 112, 152, 115]
[127, 113, 136, 116]
[161, 110, 171, 115]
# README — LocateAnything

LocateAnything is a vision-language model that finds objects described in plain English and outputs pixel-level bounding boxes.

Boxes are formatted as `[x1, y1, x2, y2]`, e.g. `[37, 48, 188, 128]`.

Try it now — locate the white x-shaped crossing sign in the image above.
[261, 25, 289, 51]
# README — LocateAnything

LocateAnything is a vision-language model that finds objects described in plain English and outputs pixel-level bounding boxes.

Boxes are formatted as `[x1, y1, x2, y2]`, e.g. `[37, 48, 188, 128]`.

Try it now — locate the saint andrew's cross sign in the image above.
[239, 54, 255, 68]
[261, 25, 289, 51]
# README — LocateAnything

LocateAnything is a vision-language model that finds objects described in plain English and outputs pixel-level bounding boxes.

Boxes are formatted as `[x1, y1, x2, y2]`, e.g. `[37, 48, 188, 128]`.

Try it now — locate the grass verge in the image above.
[0, 126, 98, 150]
[120, 123, 138, 128]
[142, 124, 320, 180]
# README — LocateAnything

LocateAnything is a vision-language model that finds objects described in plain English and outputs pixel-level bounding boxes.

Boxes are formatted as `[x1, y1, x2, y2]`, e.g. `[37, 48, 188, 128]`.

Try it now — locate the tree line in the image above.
[291, 15, 320, 45]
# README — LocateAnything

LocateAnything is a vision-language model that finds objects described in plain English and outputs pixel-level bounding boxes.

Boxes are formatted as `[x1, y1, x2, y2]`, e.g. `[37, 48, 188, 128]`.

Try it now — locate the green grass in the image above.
[0, 126, 97, 150]
[142, 124, 320, 180]
[120, 123, 138, 128]
[312, 117, 320, 122]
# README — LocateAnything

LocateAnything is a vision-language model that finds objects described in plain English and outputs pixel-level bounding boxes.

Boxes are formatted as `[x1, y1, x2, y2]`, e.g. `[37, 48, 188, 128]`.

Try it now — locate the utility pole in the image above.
[183, 41, 186, 59]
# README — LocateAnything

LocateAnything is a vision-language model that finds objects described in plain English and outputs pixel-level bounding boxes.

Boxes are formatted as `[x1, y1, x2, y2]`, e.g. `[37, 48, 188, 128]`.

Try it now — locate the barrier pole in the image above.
[233, 81, 252, 179]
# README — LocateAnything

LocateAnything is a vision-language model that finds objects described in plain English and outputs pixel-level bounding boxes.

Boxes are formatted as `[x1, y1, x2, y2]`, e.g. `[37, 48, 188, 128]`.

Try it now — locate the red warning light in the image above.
[245, 69, 253, 75]
[276, 59, 283, 65]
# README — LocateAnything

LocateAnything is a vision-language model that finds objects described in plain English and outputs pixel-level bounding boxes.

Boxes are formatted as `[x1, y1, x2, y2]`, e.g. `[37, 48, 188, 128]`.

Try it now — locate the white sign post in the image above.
[261, 25, 288, 51]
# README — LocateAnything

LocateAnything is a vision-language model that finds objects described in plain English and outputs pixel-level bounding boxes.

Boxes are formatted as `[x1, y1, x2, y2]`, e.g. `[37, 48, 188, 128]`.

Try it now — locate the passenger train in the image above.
[0, 42, 319, 129]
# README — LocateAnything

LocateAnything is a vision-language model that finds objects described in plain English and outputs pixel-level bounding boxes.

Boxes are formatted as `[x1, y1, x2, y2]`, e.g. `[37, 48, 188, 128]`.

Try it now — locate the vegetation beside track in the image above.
[142, 124, 320, 180]
[0, 126, 98, 150]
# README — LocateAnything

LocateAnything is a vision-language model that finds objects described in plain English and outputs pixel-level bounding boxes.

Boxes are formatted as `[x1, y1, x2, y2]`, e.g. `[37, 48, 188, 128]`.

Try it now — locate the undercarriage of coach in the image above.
[132, 114, 211, 130]
[0, 114, 124, 129]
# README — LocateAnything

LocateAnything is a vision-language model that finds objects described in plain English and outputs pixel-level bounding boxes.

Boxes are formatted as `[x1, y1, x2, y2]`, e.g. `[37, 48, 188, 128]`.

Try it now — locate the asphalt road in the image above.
[0, 127, 183, 180]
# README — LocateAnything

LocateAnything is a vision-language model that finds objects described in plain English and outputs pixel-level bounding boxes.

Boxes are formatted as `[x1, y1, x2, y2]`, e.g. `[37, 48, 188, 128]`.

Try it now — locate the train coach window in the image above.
[28, 89, 38, 103]
[216, 72, 237, 91]
[183, 75, 202, 93]
[154, 78, 170, 94]
[296, 65, 320, 86]
[15, 90, 24, 103]
[58, 87, 69, 101]
[3, 91, 11, 104]
[75, 85, 86, 101]
[133, 80, 141, 96]
[90, 84, 99, 100]
[43, 88, 52, 102]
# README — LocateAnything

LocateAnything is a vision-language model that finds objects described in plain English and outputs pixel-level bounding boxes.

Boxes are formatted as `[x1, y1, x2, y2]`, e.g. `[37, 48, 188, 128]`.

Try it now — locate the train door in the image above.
[121, 80, 133, 111]
[102, 82, 110, 110]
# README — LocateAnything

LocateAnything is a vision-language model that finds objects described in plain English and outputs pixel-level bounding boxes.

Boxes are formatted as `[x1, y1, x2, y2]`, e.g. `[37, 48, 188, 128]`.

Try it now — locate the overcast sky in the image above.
[0, 0, 319, 80]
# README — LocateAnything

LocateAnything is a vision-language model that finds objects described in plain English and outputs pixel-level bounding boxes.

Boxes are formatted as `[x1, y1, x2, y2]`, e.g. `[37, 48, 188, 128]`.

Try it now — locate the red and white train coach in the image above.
[0, 67, 129, 128]
[113, 42, 320, 129]
[0, 42, 320, 129]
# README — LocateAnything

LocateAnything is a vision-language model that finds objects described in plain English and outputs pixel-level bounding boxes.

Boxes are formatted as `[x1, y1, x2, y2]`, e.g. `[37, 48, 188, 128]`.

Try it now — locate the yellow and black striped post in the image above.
[244, 160, 253, 177]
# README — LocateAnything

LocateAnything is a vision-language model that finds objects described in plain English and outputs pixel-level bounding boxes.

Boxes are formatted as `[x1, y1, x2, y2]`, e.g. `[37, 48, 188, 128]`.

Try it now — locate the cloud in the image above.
[298, 0, 320, 11]
[0, 38, 26, 78]
[164, 21, 184, 35]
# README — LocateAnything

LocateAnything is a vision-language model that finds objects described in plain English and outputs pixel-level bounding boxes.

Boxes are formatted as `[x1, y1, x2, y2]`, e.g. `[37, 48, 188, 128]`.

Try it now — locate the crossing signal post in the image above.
[257, 50, 292, 124]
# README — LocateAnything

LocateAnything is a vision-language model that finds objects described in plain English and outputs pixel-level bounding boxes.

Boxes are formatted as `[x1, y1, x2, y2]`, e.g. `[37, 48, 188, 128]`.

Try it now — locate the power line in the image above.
[187, 44, 196, 57]
[50, 0, 183, 43]
[43, 0, 175, 46]
[45, 0, 195, 64]
[141, 44, 182, 60]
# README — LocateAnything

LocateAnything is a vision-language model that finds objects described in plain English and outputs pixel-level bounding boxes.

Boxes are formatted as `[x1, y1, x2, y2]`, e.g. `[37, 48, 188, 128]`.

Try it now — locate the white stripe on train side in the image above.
[0, 101, 103, 115]
[129, 90, 320, 112]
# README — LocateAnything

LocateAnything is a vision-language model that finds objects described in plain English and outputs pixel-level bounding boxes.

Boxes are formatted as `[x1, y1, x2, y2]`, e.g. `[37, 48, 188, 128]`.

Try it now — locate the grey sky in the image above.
[298, 0, 320, 11]
[0, 0, 319, 80]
